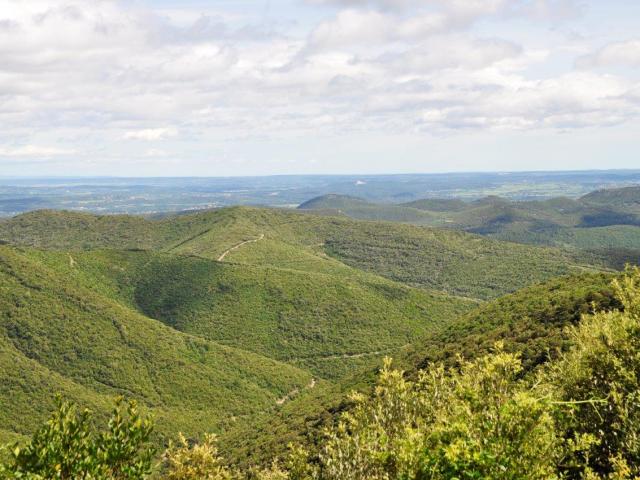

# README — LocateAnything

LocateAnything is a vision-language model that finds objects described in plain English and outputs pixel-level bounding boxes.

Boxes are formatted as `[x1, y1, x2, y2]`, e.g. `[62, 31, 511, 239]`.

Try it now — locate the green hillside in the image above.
[413, 272, 621, 371]
[0, 206, 605, 301]
[298, 194, 373, 210]
[323, 222, 601, 300]
[0, 244, 314, 442]
[0, 205, 627, 465]
[25, 247, 472, 380]
[220, 271, 625, 466]
[297, 187, 640, 262]
[298, 194, 435, 224]
[5, 269, 640, 479]
[401, 197, 468, 212]
[581, 185, 640, 210]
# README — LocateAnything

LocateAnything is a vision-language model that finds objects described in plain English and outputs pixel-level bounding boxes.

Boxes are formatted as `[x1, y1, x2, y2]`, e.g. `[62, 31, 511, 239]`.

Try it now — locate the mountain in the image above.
[298, 194, 435, 224]
[413, 271, 621, 371]
[0, 205, 628, 459]
[298, 194, 372, 210]
[27, 247, 470, 381]
[322, 221, 603, 300]
[0, 202, 636, 473]
[220, 270, 624, 465]
[0, 206, 604, 300]
[0, 244, 314, 443]
[401, 198, 468, 212]
[297, 187, 640, 264]
[580, 185, 640, 209]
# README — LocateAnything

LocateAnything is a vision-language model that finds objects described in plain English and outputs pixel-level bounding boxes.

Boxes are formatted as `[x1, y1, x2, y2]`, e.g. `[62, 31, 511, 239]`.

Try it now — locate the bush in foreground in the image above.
[0, 397, 153, 479]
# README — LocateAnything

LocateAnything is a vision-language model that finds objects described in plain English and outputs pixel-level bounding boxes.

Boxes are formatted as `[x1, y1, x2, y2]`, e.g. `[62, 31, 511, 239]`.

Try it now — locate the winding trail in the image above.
[276, 377, 317, 406]
[217, 234, 264, 262]
[289, 347, 402, 362]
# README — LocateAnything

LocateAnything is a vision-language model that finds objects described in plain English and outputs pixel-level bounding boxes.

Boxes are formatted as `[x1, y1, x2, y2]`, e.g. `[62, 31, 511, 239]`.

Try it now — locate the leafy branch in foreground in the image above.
[0, 397, 153, 480]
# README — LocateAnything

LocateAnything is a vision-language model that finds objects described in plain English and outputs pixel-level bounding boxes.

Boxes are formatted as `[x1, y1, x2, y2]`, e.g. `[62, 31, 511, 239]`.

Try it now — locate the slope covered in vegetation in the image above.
[323, 223, 601, 300]
[24, 247, 472, 380]
[0, 206, 608, 301]
[413, 272, 621, 370]
[298, 187, 640, 261]
[4, 269, 640, 479]
[0, 244, 314, 442]
[218, 270, 625, 465]
[0, 205, 633, 475]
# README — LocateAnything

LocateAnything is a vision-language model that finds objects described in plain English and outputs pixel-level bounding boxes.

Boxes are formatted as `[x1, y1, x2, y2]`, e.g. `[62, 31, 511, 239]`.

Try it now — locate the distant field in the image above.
[2, 170, 640, 216]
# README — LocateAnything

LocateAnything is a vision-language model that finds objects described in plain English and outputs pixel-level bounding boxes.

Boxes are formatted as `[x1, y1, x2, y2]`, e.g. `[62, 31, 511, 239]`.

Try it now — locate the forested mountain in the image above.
[0, 204, 638, 478]
[298, 186, 640, 264]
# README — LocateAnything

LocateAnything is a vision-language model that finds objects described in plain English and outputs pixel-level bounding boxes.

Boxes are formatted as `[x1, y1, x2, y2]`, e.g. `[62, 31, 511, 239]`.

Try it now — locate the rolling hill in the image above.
[0, 244, 314, 443]
[0, 205, 627, 462]
[297, 187, 640, 262]
[219, 270, 625, 466]
[24, 247, 471, 380]
[581, 185, 640, 210]
[0, 206, 606, 300]
[298, 194, 435, 223]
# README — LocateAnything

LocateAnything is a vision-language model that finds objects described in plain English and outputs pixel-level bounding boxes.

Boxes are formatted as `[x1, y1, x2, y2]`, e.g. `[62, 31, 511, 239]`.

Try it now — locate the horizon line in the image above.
[2, 168, 640, 180]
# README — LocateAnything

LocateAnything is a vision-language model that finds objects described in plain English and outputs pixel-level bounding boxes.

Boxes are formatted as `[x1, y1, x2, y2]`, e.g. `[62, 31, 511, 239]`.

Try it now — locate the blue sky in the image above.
[0, 0, 639, 176]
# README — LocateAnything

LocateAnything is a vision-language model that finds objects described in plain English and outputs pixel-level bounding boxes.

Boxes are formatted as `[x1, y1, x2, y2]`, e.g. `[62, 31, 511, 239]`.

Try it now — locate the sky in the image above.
[0, 0, 639, 176]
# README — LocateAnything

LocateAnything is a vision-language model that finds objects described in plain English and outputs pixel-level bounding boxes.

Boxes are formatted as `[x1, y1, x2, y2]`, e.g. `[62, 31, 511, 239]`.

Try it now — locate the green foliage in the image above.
[581, 187, 640, 210]
[0, 205, 636, 476]
[311, 352, 561, 480]
[548, 267, 640, 477]
[298, 195, 435, 224]
[3, 270, 640, 479]
[415, 272, 621, 371]
[162, 434, 233, 480]
[298, 188, 640, 268]
[0, 205, 606, 301]
[0, 244, 312, 443]
[323, 222, 598, 300]
[295, 268, 640, 480]
[0, 397, 153, 479]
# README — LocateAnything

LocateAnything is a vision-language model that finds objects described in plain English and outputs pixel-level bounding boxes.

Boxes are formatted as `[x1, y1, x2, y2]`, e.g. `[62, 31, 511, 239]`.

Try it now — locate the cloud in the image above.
[308, 0, 419, 10]
[0, 145, 75, 157]
[577, 40, 640, 69]
[307, 9, 460, 50]
[375, 36, 522, 73]
[0, 0, 636, 176]
[123, 128, 179, 141]
[308, 0, 583, 19]
[144, 148, 170, 157]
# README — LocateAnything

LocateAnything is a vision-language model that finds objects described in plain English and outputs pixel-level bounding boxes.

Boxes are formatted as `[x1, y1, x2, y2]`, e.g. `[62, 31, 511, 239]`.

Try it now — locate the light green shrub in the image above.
[0, 397, 153, 479]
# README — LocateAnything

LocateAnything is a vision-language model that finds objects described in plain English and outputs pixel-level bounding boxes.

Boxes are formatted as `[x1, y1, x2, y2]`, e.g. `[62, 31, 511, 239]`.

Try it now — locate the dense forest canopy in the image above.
[0, 188, 639, 478]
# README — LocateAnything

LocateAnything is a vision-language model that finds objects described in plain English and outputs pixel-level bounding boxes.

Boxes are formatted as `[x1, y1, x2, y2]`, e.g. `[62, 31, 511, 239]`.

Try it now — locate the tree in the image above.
[315, 351, 561, 480]
[0, 397, 153, 480]
[162, 433, 233, 480]
[549, 267, 640, 478]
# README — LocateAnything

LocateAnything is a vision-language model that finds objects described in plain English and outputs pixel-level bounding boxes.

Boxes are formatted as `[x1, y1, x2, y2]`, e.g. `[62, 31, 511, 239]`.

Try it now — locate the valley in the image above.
[0, 187, 638, 474]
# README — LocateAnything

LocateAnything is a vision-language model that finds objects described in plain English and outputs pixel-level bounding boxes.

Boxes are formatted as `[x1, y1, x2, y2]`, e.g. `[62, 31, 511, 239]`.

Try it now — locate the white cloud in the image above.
[0, 0, 636, 175]
[123, 128, 179, 141]
[0, 145, 75, 157]
[144, 148, 170, 157]
[309, 0, 582, 20]
[577, 40, 640, 69]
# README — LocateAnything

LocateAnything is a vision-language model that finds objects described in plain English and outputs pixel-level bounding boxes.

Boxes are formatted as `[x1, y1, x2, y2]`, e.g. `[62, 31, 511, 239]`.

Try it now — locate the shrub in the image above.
[548, 267, 640, 477]
[316, 351, 560, 480]
[162, 433, 233, 480]
[0, 397, 153, 479]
